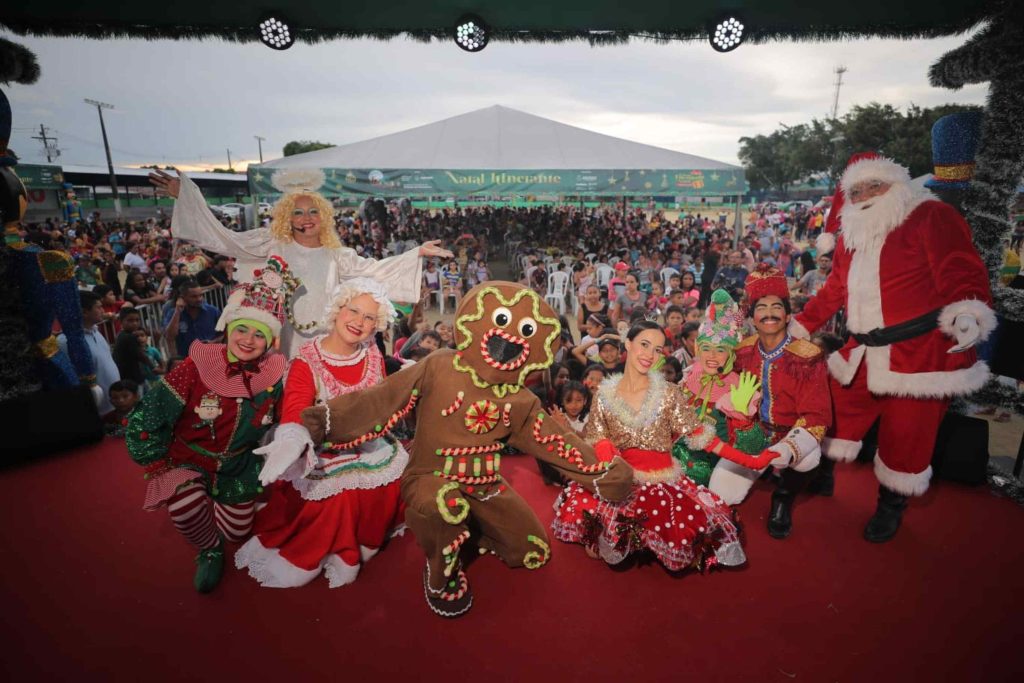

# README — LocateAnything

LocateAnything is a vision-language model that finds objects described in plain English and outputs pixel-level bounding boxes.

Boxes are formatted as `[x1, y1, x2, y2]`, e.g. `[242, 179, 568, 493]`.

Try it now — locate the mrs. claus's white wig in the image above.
[322, 277, 397, 332]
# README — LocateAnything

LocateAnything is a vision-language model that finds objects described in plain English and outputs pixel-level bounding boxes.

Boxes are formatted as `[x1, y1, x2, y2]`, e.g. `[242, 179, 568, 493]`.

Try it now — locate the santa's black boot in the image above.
[863, 485, 908, 543]
[806, 458, 835, 497]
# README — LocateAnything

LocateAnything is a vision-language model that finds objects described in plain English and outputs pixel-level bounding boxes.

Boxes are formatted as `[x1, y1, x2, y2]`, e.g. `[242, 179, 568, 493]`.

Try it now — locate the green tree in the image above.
[739, 102, 983, 196]
[282, 140, 335, 157]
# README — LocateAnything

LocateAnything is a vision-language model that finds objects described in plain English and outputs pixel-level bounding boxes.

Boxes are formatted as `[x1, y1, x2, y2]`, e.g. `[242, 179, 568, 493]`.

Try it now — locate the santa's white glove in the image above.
[254, 423, 314, 486]
[947, 314, 980, 353]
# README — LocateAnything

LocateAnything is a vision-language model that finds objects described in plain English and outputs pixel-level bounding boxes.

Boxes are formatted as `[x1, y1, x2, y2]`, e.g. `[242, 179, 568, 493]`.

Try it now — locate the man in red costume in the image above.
[709, 265, 832, 539]
[792, 153, 995, 542]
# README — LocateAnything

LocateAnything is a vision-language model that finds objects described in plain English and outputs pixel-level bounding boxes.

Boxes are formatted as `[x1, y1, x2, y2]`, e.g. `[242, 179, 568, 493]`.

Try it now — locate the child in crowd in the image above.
[663, 305, 686, 354]
[660, 356, 683, 384]
[647, 281, 668, 316]
[596, 337, 625, 373]
[539, 380, 594, 484]
[135, 328, 166, 389]
[104, 379, 140, 437]
[672, 321, 701, 368]
[552, 380, 592, 434]
[582, 363, 607, 392]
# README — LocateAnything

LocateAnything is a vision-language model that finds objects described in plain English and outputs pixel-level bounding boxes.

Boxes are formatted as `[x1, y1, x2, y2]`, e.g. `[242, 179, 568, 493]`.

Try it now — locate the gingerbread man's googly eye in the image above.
[517, 317, 538, 338]
[491, 307, 512, 328]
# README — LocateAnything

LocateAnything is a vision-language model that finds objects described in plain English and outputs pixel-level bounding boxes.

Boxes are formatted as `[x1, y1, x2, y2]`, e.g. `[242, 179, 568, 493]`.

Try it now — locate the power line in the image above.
[30, 124, 60, 162]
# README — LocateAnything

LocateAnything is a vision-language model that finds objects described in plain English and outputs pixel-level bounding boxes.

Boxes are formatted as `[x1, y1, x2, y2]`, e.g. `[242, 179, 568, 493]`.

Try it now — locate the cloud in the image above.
[3, 31, 988, 168]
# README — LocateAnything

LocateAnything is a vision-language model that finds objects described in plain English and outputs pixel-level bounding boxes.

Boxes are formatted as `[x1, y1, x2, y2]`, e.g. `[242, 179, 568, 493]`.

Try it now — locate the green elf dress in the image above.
[672, 289, 770, 485]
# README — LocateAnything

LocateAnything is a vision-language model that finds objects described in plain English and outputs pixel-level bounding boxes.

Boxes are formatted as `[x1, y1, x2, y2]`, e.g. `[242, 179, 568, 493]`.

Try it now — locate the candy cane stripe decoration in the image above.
[328, 389, 419, 452]
[441, 391, 465, 417]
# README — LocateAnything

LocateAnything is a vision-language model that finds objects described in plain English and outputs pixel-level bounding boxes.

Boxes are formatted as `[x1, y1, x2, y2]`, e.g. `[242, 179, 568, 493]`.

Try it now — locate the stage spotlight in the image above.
[259, 15, 294, 50]
[455, 15, 489, 52]
[710, 15, 745, 52]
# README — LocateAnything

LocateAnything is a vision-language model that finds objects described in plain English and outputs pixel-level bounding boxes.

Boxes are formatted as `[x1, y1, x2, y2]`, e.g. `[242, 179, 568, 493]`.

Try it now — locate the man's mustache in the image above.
[758, 316, 783, 323]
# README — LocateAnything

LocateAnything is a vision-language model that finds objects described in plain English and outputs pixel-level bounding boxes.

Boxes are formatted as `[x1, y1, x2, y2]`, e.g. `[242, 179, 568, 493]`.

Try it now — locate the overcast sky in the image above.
[4, 31, 987, 171]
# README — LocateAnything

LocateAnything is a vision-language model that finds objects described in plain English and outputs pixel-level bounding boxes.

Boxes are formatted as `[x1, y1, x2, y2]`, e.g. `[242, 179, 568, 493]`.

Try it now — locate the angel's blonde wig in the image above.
[269, 192, 340, 249]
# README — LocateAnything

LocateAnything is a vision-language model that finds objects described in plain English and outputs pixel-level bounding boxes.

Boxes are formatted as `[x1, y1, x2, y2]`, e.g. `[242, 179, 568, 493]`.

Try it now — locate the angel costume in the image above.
[553, 372, 746, 571]
[171, 171, 424, 356]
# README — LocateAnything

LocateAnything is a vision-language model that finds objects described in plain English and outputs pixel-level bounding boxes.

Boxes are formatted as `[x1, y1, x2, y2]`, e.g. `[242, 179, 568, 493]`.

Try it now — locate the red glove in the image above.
[594, 439, 620, 464]
[707, 436, 777, 470]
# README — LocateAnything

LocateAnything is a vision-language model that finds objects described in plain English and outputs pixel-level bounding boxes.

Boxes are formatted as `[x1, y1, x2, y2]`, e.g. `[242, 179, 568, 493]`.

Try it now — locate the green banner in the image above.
[16, 164, 64, 190]
[249, 167, 747, 198]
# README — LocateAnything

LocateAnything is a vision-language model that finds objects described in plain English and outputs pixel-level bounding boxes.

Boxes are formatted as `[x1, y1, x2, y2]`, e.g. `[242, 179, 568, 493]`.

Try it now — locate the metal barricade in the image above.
[204, 285, 229, 310]
[134, 302, 174, 361]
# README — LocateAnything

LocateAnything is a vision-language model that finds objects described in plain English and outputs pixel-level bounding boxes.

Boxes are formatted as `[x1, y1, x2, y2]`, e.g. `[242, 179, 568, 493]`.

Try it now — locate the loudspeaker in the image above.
[0, 385, 104, 463]
[931, 412, 990, 485]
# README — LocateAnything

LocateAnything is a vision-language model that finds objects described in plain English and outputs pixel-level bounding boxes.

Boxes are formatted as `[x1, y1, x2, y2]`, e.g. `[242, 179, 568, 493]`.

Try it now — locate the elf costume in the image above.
[673, 289, 768, 486]
[125, 256, 292, 592]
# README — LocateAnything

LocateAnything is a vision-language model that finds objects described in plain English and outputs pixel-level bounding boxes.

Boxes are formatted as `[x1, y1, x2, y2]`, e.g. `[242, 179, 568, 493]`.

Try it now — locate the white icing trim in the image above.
[874, 453, 932, 497]
[938, 299, 997, 342]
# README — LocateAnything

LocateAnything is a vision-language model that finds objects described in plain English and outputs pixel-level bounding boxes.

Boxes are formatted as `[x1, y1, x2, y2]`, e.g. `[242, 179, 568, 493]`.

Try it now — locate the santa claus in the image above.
[792, 152, 995, 543]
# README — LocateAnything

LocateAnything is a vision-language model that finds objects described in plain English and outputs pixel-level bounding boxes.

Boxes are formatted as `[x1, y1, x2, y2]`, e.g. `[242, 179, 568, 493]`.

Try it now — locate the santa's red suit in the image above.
[793, 155, 995, 496]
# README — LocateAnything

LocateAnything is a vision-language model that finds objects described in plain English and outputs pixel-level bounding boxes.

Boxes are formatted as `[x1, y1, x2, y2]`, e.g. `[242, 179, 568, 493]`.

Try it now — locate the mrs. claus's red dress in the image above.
[235, 338, 408, 588]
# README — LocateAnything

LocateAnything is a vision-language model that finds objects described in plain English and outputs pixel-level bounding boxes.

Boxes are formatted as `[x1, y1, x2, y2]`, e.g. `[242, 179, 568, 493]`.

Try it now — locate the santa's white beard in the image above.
[839, 182, 931, 253]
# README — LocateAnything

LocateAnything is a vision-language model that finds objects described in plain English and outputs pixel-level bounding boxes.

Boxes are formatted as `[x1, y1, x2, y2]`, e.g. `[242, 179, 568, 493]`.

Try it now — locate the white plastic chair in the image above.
[586, 253, 597, 264]
[660, 267, 680, 292]
[595, 264, 614, 289]
[545, 271, 570, 315]
[427, 288, 445, 315]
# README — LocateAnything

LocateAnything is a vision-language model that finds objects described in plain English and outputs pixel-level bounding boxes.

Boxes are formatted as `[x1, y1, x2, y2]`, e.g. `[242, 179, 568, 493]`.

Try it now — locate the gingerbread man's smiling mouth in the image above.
[480, 328, 530, 371]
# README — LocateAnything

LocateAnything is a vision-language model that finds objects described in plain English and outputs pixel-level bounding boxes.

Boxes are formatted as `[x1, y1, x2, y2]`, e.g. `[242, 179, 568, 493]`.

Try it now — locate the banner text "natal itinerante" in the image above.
[444, 171, 563, 185]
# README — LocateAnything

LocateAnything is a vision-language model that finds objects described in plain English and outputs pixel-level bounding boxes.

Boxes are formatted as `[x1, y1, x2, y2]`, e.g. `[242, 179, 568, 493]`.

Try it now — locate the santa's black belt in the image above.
[850, 308, 941, 347]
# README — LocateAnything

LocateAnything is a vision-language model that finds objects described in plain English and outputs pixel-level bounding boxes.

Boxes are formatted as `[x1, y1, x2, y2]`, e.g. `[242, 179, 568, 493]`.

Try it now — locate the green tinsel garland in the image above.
[930, 5, 1024, 429]
[929, 5, 1024, 322]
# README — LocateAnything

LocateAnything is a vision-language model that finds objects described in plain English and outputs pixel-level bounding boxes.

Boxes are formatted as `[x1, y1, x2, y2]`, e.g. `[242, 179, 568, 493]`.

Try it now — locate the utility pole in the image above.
[31, 124, 60, 163]
[254, 135, 265, 163]
[831, 66, 847, 120]
[226, 148, 233, 171]
[84, 99, 121, 217]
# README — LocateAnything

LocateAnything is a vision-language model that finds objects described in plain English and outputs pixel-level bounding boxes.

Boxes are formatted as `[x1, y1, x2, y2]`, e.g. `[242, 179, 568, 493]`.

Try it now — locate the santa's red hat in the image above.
[819, 151, 890, 254]
[744, 264, 789, 306]
[840, 152, 911, 193]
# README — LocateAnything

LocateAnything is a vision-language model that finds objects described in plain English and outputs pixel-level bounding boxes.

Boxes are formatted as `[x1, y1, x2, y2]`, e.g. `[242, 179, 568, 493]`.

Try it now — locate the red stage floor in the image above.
[1, 437, 1022, 681]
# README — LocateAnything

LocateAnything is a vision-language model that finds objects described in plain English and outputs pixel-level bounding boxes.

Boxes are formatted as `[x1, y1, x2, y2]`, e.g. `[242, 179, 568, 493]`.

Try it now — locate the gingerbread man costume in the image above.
[301, 282, 633, 617]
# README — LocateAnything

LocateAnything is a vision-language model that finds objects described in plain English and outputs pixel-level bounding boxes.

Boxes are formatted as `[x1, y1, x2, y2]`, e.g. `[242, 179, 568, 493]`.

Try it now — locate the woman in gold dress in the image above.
[552, 321, 746, 571]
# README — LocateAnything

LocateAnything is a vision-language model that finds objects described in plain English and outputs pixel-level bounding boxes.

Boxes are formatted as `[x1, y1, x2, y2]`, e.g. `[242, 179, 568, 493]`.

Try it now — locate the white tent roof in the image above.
[260, 105, 740, 171]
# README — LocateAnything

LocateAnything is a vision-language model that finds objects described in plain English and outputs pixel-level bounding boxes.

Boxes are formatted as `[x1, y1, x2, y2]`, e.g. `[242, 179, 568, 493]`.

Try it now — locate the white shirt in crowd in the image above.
[123, 250, 148, 273]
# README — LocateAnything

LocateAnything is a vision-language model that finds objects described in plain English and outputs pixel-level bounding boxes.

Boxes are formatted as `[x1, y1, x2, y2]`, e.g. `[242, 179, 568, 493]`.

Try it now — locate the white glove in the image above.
[254, 423, 314, 486]
[947, 314, 980, 353]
